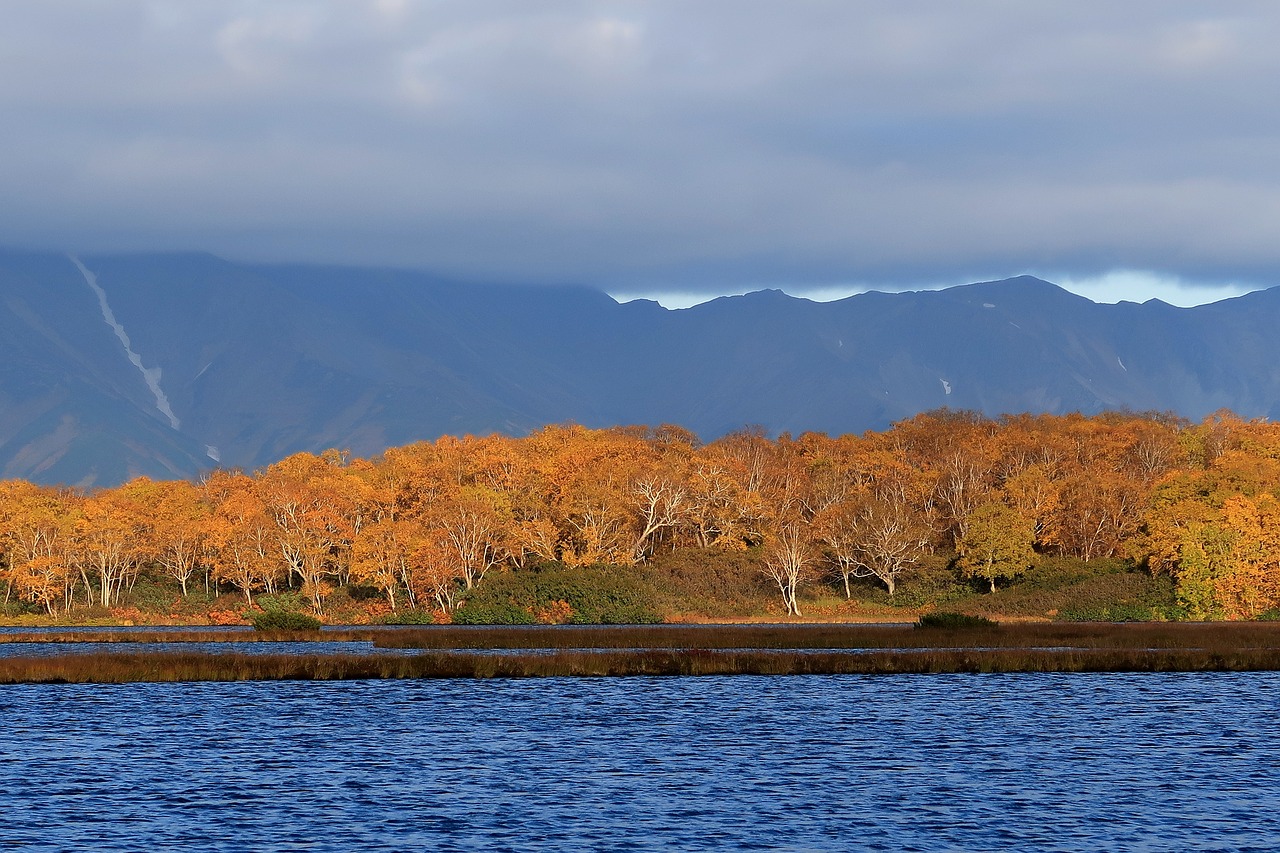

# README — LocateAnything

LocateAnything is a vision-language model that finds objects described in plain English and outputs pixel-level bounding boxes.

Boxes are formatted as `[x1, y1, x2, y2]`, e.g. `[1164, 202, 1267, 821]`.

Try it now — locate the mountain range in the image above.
[1, 248, 1277, 486]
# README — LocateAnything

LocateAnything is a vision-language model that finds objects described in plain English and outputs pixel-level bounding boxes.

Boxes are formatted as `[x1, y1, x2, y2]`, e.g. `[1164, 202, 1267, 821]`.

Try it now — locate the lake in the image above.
[3, 672, 1278, 851]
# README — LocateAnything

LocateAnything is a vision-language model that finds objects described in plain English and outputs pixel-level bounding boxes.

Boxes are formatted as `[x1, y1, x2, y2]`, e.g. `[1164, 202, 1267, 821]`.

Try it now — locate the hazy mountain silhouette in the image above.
[1, 249, 1274, 485]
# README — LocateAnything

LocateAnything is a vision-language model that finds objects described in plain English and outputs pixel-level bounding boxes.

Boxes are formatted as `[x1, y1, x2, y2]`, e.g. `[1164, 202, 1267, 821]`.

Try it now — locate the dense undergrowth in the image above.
[453, 563, 661, 625]
[0, 548, 1188, 627]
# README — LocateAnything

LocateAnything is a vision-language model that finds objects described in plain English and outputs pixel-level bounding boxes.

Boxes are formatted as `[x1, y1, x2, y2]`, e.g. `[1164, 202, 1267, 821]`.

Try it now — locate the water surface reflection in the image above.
[3, 673, 1278, 850]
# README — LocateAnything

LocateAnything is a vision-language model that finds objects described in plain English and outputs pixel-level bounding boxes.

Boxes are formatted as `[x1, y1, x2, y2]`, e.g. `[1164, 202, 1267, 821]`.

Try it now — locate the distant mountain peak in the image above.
[3, 249, 1280, 485]
[707, 288, 795, 304]
[943, 276, 1092, 309]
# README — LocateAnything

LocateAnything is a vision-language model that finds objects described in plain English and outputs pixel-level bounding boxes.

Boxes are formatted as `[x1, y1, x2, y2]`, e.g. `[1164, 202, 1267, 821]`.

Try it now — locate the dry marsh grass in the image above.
[6, 622, 1280, 653]
[5, 645, 1280, 684]
[374, 622, 1280, 652]
[4, 621, 1280, 682]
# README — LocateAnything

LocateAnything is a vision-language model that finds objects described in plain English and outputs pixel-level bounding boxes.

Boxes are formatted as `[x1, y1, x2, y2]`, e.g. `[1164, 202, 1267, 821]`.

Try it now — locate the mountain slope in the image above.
[1, 250, 1277, 485]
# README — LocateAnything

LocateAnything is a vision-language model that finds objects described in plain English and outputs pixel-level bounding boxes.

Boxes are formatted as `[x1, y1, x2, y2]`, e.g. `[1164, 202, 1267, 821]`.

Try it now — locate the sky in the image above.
[3, 2, 1279, 308]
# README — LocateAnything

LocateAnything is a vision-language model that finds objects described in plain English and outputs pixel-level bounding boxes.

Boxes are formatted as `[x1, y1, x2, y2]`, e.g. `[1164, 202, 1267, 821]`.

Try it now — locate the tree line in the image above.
[1, 410, 1277, 620]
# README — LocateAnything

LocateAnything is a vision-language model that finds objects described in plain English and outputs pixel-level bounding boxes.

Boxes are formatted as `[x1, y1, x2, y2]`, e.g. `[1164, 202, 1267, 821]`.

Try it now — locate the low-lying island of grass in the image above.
[6, 621, 1280, 683]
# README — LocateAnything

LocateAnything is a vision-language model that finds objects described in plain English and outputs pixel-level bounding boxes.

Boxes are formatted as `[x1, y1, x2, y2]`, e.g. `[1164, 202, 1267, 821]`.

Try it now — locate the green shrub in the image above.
[946, 558, 1184, 622]
[454, 562, 662, 625]
[250, 591, 322, 631]
[885, 554, 969, 608]
[1052, 571, 1184, 622]
[256, 592, 309, 614]
[637, 547, 771, 616]
[0, 599, 41, 617]
[915, 612, 999, 629]
[252, 610, 322, 631]
[122, 578, 176, 611]
[1255, 609, 1280, 622]
[531, 564, 661, 624]
[379, 609, 435, 625]
[1016, 556, 1132, 590]
[452, 600, 536, 625]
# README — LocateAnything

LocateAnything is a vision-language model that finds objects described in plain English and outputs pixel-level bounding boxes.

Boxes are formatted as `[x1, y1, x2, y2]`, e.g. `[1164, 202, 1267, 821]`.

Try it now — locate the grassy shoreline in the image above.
[372, 622, 1280, 650]
[4, 622, 1280, 682]
[5, 621, 1280, 648]
[4, 646, 1280, 683]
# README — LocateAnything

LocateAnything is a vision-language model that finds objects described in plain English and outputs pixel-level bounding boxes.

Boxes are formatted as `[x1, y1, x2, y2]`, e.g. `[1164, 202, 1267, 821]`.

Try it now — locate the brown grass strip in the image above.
[4, 622, 1280, 652]
[6, 646, 1280, 683]
[374, 622, 1280, 652]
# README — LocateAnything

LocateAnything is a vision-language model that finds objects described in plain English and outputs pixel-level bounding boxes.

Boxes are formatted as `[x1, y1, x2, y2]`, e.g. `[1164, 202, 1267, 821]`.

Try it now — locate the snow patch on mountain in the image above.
[70, 255, 181, 430]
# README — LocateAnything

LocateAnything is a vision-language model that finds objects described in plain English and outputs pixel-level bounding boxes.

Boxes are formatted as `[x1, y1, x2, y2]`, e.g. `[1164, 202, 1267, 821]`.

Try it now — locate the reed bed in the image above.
[374, 622, 1280, 652]
[5, 622, 1280, 654]
[7, 645, 1280, 683]
[4, 622, 1280, 683]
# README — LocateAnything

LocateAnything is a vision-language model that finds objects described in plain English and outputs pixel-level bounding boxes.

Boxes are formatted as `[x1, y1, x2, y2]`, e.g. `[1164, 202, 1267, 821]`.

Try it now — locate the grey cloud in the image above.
[2, 1, 1280, 295]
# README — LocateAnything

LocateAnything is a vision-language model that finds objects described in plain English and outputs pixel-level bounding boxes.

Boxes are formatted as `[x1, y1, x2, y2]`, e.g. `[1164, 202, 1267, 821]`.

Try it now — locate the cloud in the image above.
[1, 1, 1279, 304]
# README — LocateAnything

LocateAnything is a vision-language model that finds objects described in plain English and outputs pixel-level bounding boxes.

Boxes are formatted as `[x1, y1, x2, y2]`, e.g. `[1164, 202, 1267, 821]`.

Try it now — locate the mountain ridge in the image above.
[2, 248, 1277, 486]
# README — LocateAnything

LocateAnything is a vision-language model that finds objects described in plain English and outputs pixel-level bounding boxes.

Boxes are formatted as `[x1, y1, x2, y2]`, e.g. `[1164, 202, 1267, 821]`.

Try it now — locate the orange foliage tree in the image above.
[10, 409, 1280, 621]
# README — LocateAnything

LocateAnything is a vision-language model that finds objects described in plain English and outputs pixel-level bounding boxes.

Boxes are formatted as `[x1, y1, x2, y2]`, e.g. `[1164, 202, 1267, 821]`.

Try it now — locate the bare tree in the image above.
[763, 519, 815, 616]
[815, 496, 931, 598]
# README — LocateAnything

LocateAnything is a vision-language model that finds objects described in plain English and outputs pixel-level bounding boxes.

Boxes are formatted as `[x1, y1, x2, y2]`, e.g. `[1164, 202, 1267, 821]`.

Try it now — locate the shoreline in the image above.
[5, 622, 1280, 682]
[4, 647, 1280, 683]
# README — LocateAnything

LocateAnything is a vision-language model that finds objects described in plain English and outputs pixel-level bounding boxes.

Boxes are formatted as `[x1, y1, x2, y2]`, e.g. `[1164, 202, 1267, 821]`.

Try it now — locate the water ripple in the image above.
[2, 673, 1279, 850]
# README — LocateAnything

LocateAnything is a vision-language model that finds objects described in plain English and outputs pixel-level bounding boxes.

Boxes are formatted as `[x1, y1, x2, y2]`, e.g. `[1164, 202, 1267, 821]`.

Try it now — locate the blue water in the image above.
[3, 673, 1278, 851]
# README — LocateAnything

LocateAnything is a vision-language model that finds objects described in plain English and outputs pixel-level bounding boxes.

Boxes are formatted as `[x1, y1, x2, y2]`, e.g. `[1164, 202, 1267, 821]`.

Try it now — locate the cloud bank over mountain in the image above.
[2, 3, 1279, 303]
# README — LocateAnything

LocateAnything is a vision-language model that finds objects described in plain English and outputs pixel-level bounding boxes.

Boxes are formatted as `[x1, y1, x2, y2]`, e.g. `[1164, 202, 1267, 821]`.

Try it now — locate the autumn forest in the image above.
[3, 409, 1280, 625]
